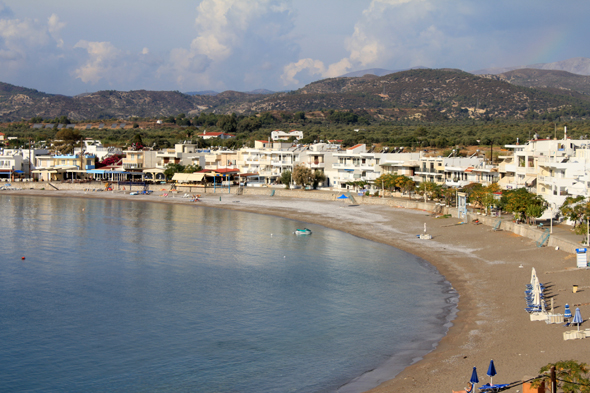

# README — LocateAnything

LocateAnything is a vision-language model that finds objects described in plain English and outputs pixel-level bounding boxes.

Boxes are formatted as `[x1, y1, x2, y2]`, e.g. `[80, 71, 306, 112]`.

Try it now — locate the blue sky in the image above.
[1, 0, 590, 95]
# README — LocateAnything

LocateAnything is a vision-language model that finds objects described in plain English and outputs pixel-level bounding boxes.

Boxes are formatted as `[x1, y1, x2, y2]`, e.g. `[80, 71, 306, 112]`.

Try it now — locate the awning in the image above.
[524, 176, 537, 186]
[172, 173, 206, 183]
[13, 170, 24, 174]
[464, 167, 474, 173]
[32, 169, 57, 173]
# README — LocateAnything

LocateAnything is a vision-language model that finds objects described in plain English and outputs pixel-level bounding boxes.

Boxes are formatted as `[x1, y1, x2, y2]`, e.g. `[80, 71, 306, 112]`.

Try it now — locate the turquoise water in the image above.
[0, 195, 455, 392]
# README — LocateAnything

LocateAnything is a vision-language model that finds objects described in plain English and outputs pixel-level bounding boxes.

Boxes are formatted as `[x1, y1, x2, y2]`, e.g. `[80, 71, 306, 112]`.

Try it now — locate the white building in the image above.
[155, 143, 207, 169]
[330, 144, 383, 190]
[497, 136, 590, 212]
[271, 130, 303, 141]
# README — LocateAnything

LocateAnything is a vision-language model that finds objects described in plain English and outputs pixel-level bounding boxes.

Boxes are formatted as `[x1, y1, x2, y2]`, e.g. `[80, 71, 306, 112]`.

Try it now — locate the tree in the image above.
[131, 133, 144, 146]
[294, 111, 306, 121]
[183, 164, 201, 173]
[237, 117, 261, 133]
[55, 128, 81, 142]
[533, 360, 590, 393]
[292, 164, 313, 187]
[375, 173, 399, 192]
[312, 170, 326, 189]
[164, 163, 185, 180]
[280, 170, 291, 189]
[417, 181, 442, 201]
[217, 115, 237, 133]
[54, 129, 82, 154]
[560, 196, 587, 229]
[396, 176, 416, 198]
[502, 188, 547, 223]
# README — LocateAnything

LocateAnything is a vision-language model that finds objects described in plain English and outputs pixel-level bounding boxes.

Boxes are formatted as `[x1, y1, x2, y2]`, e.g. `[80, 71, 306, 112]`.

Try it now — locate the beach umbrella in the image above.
[573, 308, 583, 331]
[564, 304, 572, 320]
[487, 360, 497, 386]
[470, 366, 479, 387]
[531, 285, 541, 308]
[531, 267, 537, 287]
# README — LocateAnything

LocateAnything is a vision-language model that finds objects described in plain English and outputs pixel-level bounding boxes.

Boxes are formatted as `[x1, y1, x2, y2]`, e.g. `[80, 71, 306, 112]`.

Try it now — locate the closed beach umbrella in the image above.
[531, 267, 537, 287]
[531, 285, 541, 308]
[573, 308, 583, 331]
[470, 366, 479, 389]
[487, 360, 497, 386]
[564, 304, 572, 319]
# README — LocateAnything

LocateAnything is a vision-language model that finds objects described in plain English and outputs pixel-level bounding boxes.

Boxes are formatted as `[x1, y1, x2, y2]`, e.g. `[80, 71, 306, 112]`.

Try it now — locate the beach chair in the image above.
[492, 219, 501, 231]
[478, 383, 510, 392]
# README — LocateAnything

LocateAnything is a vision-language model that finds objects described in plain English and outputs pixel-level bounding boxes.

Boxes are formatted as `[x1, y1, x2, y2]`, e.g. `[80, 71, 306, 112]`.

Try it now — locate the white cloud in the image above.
[0, 12, 64, 76]
[162, 0, 297, 90]
[73, 40, 125, 84]
[281, 58, 326, 85]
[280, 0, 465, 86]
[47, 14, 65, 48]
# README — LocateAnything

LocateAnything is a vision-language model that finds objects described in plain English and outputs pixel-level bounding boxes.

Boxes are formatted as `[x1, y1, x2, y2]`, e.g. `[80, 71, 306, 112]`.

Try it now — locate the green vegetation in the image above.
[4, 114, 590, 154]
[532, 360, 590, 393]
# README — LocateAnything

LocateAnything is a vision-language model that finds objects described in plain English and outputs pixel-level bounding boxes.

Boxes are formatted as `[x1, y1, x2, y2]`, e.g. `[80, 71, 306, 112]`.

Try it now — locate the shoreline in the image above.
[3, 189, 590, 392]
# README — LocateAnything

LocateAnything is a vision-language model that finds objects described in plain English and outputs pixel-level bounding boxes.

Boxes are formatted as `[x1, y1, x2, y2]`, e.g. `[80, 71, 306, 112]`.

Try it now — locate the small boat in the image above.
[294, 228, 312, 235]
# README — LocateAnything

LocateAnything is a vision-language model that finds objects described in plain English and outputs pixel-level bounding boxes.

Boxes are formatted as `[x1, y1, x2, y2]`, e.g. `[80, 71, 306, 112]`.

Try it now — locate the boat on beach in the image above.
[294, 228, 312, 235]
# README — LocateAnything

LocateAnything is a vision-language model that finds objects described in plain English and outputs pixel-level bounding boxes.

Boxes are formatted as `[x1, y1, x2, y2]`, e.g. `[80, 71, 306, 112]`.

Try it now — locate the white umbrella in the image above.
[531, 267, 537, 287]
[531, 285, 541, 309]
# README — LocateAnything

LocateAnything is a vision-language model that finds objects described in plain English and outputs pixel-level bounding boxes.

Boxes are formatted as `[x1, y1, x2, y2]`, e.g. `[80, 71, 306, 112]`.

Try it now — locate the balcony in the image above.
[271, 160, 293, 166]
[333, 163, 359, 169]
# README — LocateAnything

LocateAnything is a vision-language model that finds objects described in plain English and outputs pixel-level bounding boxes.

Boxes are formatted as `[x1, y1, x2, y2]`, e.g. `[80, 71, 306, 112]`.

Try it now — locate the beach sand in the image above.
[4, 189, 590, 392]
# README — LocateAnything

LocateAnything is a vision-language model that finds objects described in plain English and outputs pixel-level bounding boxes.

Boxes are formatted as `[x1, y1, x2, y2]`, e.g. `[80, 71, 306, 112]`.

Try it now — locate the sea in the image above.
[0, 195, 457, 393]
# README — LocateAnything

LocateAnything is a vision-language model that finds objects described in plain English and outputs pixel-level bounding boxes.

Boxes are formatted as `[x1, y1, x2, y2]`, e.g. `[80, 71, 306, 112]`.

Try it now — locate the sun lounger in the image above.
[479, 383, 510, 392]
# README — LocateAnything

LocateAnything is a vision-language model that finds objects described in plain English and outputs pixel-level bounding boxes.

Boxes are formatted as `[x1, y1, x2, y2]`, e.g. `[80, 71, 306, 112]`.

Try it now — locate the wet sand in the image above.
[3, 189, 590, 392]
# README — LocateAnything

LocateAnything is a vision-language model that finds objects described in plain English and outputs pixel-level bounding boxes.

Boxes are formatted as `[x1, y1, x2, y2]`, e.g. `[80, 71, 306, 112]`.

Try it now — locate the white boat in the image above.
[294, 228, 312, 235]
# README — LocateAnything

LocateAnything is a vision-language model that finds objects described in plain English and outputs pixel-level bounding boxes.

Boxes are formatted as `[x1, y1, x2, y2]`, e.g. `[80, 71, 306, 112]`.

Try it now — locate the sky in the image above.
[1, 0, 590, 96]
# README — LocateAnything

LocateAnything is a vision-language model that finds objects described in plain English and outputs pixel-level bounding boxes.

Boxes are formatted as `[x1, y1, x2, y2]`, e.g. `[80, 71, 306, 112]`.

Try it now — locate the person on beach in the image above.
[452, 382, 473, 393]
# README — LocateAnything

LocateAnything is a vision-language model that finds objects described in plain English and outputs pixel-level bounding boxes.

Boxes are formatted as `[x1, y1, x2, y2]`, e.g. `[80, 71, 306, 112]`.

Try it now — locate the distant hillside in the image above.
[472, 57, 590, 76]
[340, 68, 397, 78]
[340, 66, 428, 78]
[2, 68, 590, 122]
[221, 68, 590, 119]
[185, 89, 274, 96]
[0, 88, 261, 121]
[185, 90, 219, 96]
[481, 68, 590, 95]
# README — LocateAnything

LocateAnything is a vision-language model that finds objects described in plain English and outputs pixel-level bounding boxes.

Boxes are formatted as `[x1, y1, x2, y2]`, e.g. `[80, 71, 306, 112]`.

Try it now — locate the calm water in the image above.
[0, 195, 456, 392]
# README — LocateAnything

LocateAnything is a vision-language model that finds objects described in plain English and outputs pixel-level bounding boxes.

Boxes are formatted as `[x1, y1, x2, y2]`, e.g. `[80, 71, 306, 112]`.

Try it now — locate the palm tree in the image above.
[533, 360, 590, 393]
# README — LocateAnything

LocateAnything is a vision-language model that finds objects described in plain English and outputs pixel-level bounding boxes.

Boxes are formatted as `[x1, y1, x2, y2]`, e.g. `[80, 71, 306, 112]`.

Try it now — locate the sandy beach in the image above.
[3, 188, 590, 392]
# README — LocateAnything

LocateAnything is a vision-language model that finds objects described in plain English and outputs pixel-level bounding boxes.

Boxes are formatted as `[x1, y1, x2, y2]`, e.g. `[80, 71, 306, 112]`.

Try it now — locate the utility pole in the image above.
[28, 138, 32, 180]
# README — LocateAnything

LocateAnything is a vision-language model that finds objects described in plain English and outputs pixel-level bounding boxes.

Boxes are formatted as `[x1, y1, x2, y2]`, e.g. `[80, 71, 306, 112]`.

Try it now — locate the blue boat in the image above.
[294, 228, 312, 236]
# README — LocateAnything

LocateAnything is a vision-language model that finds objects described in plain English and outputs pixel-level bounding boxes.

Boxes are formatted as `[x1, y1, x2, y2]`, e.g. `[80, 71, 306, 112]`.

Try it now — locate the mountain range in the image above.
[2, 58, 590, 123]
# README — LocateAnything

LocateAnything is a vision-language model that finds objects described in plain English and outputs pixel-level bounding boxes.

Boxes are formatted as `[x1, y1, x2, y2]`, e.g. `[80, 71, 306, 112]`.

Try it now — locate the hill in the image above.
[472, 57, 590, 76]
[481, 68, 590, 96]
[221, 68, 590, 120]
[2, 69, 590, 122]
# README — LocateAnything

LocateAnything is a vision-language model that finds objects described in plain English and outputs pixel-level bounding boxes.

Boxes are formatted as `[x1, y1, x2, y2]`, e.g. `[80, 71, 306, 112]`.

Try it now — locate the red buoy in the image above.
[21, 257, 25, 260]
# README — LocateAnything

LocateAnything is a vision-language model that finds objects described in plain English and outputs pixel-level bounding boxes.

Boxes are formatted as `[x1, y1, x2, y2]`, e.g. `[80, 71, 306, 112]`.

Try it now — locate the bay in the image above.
[0, 195, 455, 392]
